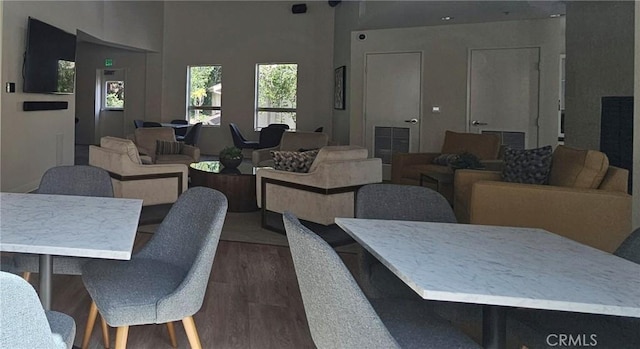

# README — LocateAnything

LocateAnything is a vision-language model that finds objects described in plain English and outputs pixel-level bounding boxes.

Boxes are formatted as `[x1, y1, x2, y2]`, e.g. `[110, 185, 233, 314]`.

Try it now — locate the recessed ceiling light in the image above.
[441, 16, 453, 21]
[550, 14, 563, 18]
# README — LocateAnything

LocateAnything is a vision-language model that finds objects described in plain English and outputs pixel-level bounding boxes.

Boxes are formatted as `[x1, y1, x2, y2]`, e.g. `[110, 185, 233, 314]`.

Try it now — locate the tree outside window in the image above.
[105, 81, 124, 109]
[188, 65, 222, 126]
[256, 63, 297, 130]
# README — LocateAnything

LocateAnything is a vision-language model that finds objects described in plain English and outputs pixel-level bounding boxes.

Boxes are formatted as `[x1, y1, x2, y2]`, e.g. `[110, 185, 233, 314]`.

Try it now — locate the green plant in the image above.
[219, 146, 242, 160]
[449, 152, 484, 170]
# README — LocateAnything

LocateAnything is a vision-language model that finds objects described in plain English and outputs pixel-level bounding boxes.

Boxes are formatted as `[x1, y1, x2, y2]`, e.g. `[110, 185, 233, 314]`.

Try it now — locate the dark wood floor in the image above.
[43, 236, 358, 349]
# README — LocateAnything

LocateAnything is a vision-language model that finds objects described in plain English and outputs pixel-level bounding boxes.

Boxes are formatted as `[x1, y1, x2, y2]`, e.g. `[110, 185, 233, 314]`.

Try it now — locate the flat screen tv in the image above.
[23, 17, 76, 94]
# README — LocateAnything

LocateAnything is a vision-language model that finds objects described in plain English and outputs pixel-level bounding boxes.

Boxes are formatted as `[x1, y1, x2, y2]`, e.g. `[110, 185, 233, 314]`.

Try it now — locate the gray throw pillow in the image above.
[156, 140, 184, 155]
[432, 153, 459, 166]
[501, 145, 553, 184]
[271, 150, 319, 173]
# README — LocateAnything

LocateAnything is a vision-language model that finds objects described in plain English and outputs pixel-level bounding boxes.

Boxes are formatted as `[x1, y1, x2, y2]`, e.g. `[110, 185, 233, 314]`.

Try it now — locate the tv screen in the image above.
[23, 17, 76, 94]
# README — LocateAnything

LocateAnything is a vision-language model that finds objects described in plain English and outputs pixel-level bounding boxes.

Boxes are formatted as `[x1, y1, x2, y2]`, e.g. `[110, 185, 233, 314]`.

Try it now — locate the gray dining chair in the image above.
[355, 183, 457, 299]
[283, 212, 480, 348]
[614, 227, 640, 264]
[13, 165, 115, 281]
[0, 271, 76, 349]
[81, 187, 228, 349]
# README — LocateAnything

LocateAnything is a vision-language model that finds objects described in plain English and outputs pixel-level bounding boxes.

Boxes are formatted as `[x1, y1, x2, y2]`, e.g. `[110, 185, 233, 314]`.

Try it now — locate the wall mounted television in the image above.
[23, 17, 77, 94]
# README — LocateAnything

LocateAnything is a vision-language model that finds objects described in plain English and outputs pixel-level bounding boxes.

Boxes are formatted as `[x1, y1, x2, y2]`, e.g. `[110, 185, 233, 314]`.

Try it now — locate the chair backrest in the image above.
[441, 130, 501, 160]
[279, 131, 329, 152]
[229, 122, 247, 146]
[0, 272, 68, 349]
[258, 126, 288, 149]
[183, 122, 203, 146]
[142, 121, 162, 127]
[308, 145, 367, 173]
[134, 127, 176, 157]
[283, 212, 400, 348]
[614, 227, 640, 264]
[356, 184, 456, 223]
[37, 165, 114, 198]
[136, 187, 228, 321]
[170, 119, 189, 125]
[133, 119, 145, 128]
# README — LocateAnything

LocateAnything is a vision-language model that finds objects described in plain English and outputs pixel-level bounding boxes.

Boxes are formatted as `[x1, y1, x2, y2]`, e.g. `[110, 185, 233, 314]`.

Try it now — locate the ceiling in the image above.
[356, 1, 566, 29]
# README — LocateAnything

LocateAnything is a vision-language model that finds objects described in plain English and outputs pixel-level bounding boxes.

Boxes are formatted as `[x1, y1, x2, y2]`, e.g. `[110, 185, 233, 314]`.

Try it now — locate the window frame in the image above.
[186, 64, 222, 126]
[254, 63, 298, 130]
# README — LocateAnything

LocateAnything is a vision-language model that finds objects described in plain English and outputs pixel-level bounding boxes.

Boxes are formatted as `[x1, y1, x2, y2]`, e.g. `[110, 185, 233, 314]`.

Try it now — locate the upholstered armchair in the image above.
[453, 145, 632, 253]
[133, 127, 200, 165]
[89, 136, 188, 206]
[256, 146, 382, 227]
[252, 131, 329, 166]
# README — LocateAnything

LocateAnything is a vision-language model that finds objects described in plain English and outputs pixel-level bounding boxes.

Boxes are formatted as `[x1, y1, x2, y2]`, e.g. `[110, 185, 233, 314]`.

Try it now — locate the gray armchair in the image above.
[81, 187, 228, 349]
[0, 272, 76, 349]
[283, 212, 480, 348]
[615, 227, 640, 264]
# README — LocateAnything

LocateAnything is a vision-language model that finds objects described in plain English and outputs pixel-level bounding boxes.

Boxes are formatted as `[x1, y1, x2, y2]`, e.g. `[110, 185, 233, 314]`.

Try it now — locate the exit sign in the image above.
[105, 58, 113, 67]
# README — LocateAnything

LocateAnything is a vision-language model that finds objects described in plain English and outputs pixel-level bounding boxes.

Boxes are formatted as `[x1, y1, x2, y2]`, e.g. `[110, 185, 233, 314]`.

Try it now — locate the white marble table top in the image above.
[335, 218, 640, 318]
[1, 193, 142, 259]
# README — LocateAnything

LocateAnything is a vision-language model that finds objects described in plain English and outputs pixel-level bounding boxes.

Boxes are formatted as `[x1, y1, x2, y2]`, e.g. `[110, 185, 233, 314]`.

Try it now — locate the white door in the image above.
[468, 48, 540, 149]
[96, 69, 126, 142]
[364, 52, 422, 179]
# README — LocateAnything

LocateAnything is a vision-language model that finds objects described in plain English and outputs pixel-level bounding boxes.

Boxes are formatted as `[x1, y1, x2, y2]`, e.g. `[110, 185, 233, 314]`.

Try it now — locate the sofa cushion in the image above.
[440, 131, 500, 160]
[156, 140, 184, 155]
[100, 136, 141, 165]
[271, 149, 319, 173]
[501, 145, 553, 184]
[548, 145, 609, 189]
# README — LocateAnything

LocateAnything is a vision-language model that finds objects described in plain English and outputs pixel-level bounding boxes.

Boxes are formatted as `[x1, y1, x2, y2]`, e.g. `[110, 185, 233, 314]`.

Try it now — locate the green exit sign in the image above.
[105, 58, 113, 67]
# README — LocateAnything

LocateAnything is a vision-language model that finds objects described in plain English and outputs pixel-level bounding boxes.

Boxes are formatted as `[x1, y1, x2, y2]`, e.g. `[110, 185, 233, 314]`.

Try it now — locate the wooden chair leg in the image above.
[22, 272, 31, 282]
[182, 316, 202, 349]
[114, 326, 129, 349]
[82, 301, 98, 349]
[101, 316, 110, 348]
[166, 322, 178, 348]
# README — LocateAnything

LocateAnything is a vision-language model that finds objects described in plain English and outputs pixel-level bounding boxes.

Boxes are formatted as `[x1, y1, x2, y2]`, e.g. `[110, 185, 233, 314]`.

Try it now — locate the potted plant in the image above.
[219, 146, 243, 169]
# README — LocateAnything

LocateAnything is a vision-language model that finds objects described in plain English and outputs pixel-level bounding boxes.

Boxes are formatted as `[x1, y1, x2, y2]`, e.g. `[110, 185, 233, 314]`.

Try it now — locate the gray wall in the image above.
[1, 1, 164, 192]
[564, 1, 634, 150]
[160, 1, 335, 155]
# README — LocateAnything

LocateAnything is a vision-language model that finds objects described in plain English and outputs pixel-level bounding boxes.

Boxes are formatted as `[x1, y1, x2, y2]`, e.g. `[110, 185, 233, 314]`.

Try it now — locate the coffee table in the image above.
[189, 160, 258, 212]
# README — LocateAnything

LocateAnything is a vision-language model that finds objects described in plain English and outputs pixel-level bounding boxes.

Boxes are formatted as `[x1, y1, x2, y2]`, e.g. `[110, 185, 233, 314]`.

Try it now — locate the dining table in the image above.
[0, 192, 142, 310]
[335, 218, 640, 349]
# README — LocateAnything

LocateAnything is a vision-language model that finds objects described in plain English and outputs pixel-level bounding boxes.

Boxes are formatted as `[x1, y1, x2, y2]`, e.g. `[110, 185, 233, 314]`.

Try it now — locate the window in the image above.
[104, 81, 124, 109]
[255, 63, 297, 130]
[187, 65, 222, 126]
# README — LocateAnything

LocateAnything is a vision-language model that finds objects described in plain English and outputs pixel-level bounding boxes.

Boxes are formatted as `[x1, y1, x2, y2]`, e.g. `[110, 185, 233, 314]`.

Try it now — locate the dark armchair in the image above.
[229, 123, 260, 149]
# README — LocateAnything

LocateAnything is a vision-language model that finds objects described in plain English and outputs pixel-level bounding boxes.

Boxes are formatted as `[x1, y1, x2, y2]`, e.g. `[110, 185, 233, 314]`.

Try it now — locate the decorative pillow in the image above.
[156, 140, 184, 155]
[501, 145, 553, 184]
[432, 153, 459, 166]
[271, 149, 319, 173]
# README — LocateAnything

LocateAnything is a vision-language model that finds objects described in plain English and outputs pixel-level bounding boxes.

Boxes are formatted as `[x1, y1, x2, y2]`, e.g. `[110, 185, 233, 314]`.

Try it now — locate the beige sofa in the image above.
[252, 131, 329, 166]
[89, 136, 188, 206]
[133, 127, 200, 165]
[454, 145, 632, 252]
[256, 145, 382, 226]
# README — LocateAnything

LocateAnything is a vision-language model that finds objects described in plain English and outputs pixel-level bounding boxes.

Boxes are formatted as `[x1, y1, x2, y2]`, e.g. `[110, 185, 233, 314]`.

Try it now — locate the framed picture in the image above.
[334, 66, 346, 110]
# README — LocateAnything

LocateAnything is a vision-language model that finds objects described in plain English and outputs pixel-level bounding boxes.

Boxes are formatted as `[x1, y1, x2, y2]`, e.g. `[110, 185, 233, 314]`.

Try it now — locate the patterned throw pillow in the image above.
[156, 140, 184, 155]
[271, 150, 320, 173]
[432, 153, 459, 166]
[501, 145, 553, 184]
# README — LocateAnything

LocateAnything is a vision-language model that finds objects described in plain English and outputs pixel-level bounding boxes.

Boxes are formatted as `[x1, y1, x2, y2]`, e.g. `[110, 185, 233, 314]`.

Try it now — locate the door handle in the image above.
[471, 120, 488, 126]
[404, 118, 418, 124]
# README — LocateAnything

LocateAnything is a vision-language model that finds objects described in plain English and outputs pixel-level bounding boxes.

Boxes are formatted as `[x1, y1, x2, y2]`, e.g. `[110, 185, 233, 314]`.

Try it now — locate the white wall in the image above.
[1, 1, 163, 192]
[160, 1, 335, 155]
[349, 18, 565, 151]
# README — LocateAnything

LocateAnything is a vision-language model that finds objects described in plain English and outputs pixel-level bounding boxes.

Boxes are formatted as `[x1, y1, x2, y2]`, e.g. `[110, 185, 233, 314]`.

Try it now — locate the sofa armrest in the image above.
[470, 181, 632, 253]
[182, 145, 201, 162]
[453, 169, 502, 223]
[391, 152, 440, 183]
[252, 146, 278, 166]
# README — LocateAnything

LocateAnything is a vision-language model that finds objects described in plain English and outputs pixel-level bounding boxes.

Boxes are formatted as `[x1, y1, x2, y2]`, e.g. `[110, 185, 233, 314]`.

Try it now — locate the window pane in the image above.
[188, 108, 221, 126]
[256, 63, 297, 129]
[105, 81, 124, 108]
[256, 111, 296, 130]
[188, 65, 222, 124]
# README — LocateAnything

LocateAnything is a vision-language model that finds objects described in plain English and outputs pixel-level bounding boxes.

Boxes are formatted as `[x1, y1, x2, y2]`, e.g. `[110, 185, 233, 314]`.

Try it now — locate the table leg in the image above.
[39, 254, 52, 310]
[482, 305, 506, 349]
